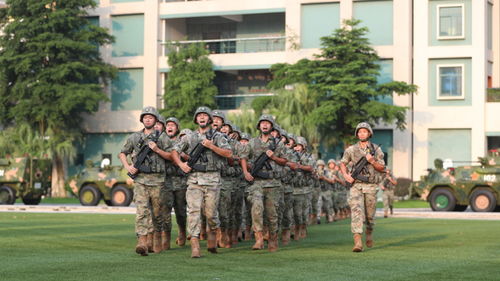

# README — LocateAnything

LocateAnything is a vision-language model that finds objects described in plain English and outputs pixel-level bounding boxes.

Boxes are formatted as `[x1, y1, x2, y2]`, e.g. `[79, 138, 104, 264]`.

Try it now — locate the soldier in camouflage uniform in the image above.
[380, 169, 397, 218]
[227, 126, 246, 245]
[240, 115, 288, 252]
[278, 130, 294, 245]
[239, 133, 253, 241]
[164, 117, 189, 246]
[316, 160, 335, 223]
[326, 160, 344, 221]
[118, 106, 173, 256]
[340, 122, 385, 252]
[171, 106, 232, 258]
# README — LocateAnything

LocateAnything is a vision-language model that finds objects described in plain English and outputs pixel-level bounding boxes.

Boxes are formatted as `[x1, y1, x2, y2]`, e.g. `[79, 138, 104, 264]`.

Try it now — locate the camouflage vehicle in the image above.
[68, 160, 134, 206]
[0, 157, 52, 205]
[412, 152, 500, 212]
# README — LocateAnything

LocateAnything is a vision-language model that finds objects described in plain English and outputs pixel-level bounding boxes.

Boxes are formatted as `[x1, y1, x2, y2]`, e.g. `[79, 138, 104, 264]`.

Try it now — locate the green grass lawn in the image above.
[376, 199, 429, 209]
[1, 213, 499, 281]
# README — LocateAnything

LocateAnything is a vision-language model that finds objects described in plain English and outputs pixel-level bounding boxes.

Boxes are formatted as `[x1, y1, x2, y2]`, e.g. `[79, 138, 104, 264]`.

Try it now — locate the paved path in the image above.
[1, 204, 500, 220]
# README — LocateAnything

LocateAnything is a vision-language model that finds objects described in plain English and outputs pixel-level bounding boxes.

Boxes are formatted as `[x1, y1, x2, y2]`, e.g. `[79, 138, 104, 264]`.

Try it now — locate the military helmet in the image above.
[296, 136, 308, 148]
[232, 125, 242, 136]
[165, 117, 180, 128]
[316, 159, 325, 166]
[327, 159, 336, 165]
[211, 110, 226, 123]
[157, 115, 166, 126]
[287, 134, 297, 142]
[354, 122, 373, 137]
[193, 106, 212, 124]
[240, 132, 250, 141]
[179, 128, 193, 137]
[140, 106, 159, 122]
[256, 114, 275, 130]
[223, 120, 234, 131]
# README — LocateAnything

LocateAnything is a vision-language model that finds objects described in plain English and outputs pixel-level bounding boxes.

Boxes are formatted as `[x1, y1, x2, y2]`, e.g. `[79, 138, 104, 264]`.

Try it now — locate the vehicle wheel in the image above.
[22, 196, 42, 205]
[104, 200, 113, 206]
[0, 185, 16, 205]
[429, 188, 456, 211]
[469, 189, 497, 212]
[111, 185, 133, 206]
[453, 204, 468, 212]
[79, 185, 102, 206]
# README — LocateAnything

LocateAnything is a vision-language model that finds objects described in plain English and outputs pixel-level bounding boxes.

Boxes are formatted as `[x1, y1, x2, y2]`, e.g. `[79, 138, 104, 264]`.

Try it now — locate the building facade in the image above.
[75, 0, 499, 181]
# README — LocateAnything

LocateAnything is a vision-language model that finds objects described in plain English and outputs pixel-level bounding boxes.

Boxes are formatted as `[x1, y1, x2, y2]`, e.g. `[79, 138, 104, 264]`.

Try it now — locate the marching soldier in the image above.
[380, 169, 397, 218]
[171, 106, 232, 258]
[340, 122, 385, 252]
[118, 106, 173, 256]
[316, 160, 335, 223]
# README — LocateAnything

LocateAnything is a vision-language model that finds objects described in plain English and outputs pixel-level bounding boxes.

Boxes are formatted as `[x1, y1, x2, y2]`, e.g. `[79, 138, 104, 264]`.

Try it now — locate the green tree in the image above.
[269, 20, 417, 146]
[161, 43, 217, 129]
[0, 0, 117, 197]
[227, 104, 258, 137]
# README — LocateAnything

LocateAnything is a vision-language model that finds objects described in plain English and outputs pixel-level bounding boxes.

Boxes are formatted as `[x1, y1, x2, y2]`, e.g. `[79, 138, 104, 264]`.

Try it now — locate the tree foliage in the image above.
[268, 20, 417, 145]
[0, 0, 117, 196]
[161, 43, 217, 129]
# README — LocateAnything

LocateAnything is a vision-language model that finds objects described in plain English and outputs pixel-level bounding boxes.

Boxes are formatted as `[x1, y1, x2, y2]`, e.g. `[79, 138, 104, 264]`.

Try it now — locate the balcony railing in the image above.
[162, 36, 286, 55]
[487, 88, 500, 102]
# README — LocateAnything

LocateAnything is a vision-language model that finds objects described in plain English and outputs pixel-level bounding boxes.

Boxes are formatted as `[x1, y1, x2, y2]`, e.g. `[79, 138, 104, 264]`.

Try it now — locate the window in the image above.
[437, 4, 464, 39]
[437, 64, 464, 99]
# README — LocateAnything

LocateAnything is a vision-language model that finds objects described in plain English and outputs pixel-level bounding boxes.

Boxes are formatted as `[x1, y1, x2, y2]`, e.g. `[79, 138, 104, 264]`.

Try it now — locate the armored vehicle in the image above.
[412, 151, 500, 212]
[69, 159, 134, 207]
[0, 157, 52, 205]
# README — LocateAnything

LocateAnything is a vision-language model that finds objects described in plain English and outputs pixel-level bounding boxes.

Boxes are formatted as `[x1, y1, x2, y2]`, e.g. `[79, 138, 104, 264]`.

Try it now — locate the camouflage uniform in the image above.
[293, 151, 314, 227]
[280, 147, 295, 233]
[173, 128, 230, 239]
[317, 164, 334, 222]
[341, 141, 384, 234]
[120, 130, 172, 236]
[165, 138, 188, 236]
[381, 173, 395, 215]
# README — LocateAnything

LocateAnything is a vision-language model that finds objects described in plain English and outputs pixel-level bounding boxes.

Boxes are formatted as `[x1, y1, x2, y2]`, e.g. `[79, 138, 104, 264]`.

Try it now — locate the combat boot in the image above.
[135, 235, 148, 256]
[281, 229, 291, 246]
[217, 228, 225, 248]
[299, 224, 307, 239]
[365, 228, 374, 248]
[176, 226, 186, 246]
[161, 231, 171, 251]
[153, 232, 162, 253]
[268, 232, 279, 252]
[223, 229, 232, 248]
[263, 226, 269, 241]
[293, 225, 300, 241]
[352, 234, 363, 252]
[231, 229, 239, 246]
[384, 210, 388, 218]
[200, 226, 207, 241]
[328, 213, 335, 223]
[252, 231, 264, 250]
[146, 233, 154, 252]
[390, 205, 394, 215]
[207, 230, 218, 254]
[244, 225, 252, 241]
[191, 238, 201, 258]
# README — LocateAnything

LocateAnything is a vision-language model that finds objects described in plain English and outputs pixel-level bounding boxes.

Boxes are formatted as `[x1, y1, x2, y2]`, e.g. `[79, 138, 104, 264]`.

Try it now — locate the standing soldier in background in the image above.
[228, 126, 245, 245]
[118, 106, 173, 256]
[240, 115, 288, 252]
[171, 106, 232, 258]
[239, 133, 253, 241]
[380, 169, 397, 218]
[340, 122, 385, 253]
[316, 160, 335, 223]
[278, 130, 294, 245]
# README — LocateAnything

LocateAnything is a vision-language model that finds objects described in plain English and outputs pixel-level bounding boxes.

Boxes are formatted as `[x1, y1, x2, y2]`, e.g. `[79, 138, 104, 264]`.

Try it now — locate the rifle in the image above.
[249, 137, 278, 180]
[128, 130, 161, 179]
[186, 128, 215, 172]
[346, 143, 380, 188]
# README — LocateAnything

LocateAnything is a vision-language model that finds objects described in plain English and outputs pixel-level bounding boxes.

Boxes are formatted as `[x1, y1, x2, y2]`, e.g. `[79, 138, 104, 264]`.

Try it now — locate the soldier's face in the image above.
[328, 163, 336, 169]
[221, 125, 232, 134]
[196, 113, 210, 128]
[318, 164, 325, 170]
[154, 122, 164, 132]
[212, 117, 223, 129]
[270, 130, 279, 138]
[142, 115, 156, 129]
[294, 144, 304, 152]
[286, 140, 295, 148]
[166, 122, 178, 137]
[259, 121, 272, 135]
[240, 139, 249, 145]
[357, 128, 371, 141]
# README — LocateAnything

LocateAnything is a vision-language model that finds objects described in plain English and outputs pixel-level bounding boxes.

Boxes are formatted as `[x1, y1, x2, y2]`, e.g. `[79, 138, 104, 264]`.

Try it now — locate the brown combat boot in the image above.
[146, 233, 153, 252]
[207, 230, 218, 254]
[299, 224, 307, 239]
[390, 206, 394, 215]
[135, 235, 148, 256]
[365, 229, 374, 248]
[231, 229, 239, 246]
[252, 231, 264, 250]
[263, 226, 269, 241]
[327, 214, 335, 223]
[153, 232, 162, 253]
[352, 234, 363, 252]
[217, 228, 225, 248]
[293, 225, 300, 241]
[384, 210, 388, 218]
[281, 229, 290, 246]
[200, 226, 207, 241]
[191, 237, 201, 258]
[161, 231, 171, 251]
[223, 229, 231, 248]
[268, 232, 279, 252]
[176, 226, 186, 246]
[244, 225, 252, 241]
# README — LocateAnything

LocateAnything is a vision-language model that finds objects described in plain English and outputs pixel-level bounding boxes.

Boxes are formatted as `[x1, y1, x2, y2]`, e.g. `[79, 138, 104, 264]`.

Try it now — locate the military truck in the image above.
[412, 152, 500, 212]
[0, 157, 52, 205]
[68, 159, 134, 206]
